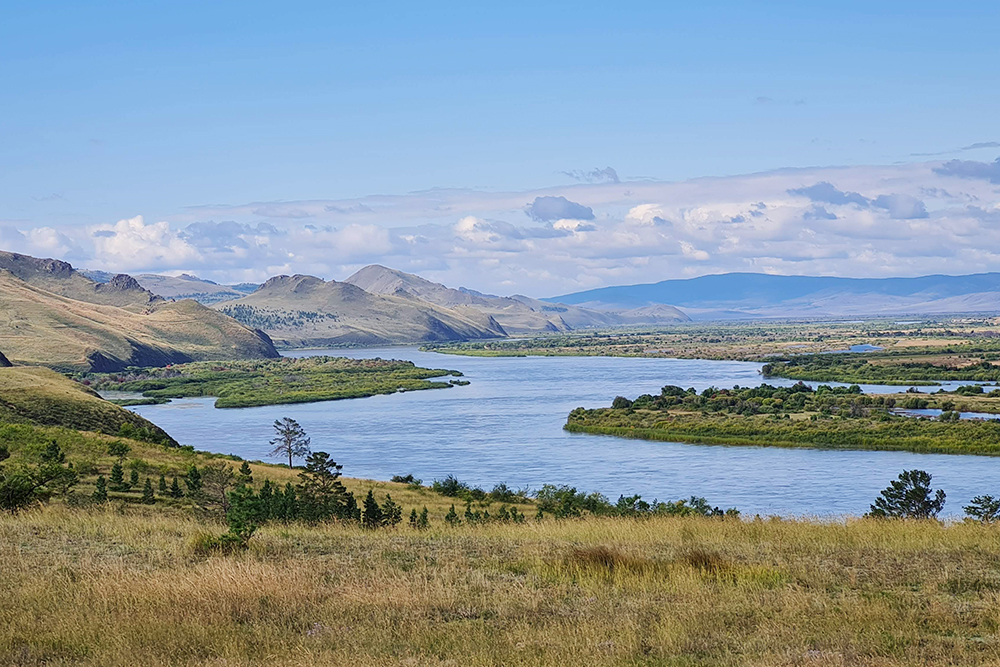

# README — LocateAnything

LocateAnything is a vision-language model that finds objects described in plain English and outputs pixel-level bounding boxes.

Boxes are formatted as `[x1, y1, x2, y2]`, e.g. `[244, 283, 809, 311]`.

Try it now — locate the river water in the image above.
[122, 347, 1000, 517]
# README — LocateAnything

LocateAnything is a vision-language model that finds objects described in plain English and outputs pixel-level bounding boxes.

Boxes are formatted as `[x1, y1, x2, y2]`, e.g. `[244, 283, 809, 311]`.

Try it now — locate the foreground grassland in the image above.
[0, 366, 174, 444]
[566, 384, 1000, 456]
[77, 356, 465, 408]
[6, 508, 1000, 666]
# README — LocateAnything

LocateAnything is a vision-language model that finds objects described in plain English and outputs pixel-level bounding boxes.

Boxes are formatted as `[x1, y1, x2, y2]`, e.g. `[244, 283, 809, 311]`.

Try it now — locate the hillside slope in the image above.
[0, 366, 175, 444]
[134, 273, 254, 304]
[345, 265, 689, 333]
[0, 252, 279, 371]
[549, 271, 1000, 318]
[215, 274, 507, 346]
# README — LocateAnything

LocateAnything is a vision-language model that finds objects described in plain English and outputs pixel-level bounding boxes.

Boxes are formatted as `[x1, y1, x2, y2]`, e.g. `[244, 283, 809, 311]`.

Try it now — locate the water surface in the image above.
[124, 347, 1000, 517]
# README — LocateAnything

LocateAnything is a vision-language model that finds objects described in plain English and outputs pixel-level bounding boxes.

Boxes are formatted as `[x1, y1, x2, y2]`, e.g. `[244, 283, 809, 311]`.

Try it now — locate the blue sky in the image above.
[1, 2, 999, 294]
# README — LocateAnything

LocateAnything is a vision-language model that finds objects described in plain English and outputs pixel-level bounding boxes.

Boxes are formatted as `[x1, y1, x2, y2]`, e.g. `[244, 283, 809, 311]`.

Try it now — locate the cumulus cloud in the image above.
[527, 196, 594, 222]
[872, 194, 928, 219]
[89, 216, 201, 270]
[934, 157, 1000, 184]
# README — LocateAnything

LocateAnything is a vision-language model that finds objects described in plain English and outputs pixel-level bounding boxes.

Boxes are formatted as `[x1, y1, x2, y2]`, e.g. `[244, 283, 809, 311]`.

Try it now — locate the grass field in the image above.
[5, 507, 1000, 665]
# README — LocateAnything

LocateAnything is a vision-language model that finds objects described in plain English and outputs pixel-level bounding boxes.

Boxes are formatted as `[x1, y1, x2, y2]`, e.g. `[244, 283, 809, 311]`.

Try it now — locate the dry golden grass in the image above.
[4, 507, 1000, 666]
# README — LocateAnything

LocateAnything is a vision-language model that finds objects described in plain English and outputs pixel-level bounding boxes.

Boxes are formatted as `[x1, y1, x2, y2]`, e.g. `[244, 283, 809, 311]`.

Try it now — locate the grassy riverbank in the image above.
[566, 384, 1000, 456]
[77, 356, 465, 408]
[764, 352, 1000, 385]
[6, 507, 1000, 666]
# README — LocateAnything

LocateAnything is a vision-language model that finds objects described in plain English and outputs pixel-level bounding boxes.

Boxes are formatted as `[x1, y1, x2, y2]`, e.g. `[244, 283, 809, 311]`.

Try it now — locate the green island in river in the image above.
[77, 356, 465, 408]
[566, 382, 1000, 456]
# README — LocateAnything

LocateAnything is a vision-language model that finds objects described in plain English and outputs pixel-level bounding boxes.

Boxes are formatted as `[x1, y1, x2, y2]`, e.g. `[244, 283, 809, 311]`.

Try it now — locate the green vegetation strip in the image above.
[78, 356, 464, 408]
[567, 383, 1000, 456]
[763, 354, 1000, 385]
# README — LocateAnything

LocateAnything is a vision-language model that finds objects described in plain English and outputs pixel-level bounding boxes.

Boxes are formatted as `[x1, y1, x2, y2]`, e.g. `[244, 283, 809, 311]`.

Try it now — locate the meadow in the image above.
[5, 506, 1000, 666]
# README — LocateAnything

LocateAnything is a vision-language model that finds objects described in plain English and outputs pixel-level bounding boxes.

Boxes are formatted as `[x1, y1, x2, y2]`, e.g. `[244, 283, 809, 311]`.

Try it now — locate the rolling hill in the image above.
[213, 274, 507, 347]
[344, 265, 689, 333]
[0, 252, 279, 371]
[548, 272, 1000, 319]
[0, 365, 175, 444]
[133, 274, 256, 304]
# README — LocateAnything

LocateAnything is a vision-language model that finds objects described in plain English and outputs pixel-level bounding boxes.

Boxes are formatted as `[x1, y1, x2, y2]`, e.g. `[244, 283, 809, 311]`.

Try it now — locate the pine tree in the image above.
[257, 479, 274, 520]
[445, 504, 459, 525]
[141, 477, 155, 504]
[868, 469, 946, 519]
[169, 476, 184, 498]
[418, 506, 429, 529]
[409, 508, 418, 528]
[381, 494, 402, 527]
[41, 440, 65, 464]
[279, 483, 298, 521]
[92, 475, 108, 502]
[269, 417, 311, 468]
[185, 465, 202, 494]
[129, 469, 139, 490]
[535, 506, 544, 521]
[238, 461, 253, 486]
[107, 440, 130, 460]
[464, 501, 476, 524]
[362, 489, 383, 529]
[343, 492, 361, 522]
[109, 461, 126, 491]
[158, 474, 167, 494]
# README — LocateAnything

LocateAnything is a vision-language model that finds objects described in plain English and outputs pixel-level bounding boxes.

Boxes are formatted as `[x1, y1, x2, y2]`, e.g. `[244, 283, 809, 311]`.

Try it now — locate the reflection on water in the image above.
[123, 347, 1000, 517]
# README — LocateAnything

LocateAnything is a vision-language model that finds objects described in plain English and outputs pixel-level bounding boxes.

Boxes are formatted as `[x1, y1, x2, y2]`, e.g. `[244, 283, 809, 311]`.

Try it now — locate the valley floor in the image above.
[4, 507, 1000, 666]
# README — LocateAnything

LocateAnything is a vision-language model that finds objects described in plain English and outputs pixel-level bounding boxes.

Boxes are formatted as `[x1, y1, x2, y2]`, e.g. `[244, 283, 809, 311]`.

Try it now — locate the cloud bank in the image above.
[4, 156, 1000, 296]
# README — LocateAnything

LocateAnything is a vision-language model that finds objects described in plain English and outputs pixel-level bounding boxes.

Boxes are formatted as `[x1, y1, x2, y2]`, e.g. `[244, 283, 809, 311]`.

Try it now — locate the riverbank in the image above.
[566, 384, 1000, 456]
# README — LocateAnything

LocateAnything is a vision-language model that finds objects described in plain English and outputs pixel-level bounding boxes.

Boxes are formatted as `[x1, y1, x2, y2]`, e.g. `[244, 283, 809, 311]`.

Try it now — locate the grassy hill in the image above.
[0, 366, 175, 444]
[0, 252, 279, 371]
[215, 274, 507, 347]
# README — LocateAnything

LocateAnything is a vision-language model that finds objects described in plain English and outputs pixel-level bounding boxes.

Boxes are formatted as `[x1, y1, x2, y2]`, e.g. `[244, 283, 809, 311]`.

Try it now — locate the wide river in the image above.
[124, 347, 1000, 517]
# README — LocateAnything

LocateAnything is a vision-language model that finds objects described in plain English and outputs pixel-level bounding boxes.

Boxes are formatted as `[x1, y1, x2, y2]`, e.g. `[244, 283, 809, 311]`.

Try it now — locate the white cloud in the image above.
[5, 158, 1000, 296]
[89, 216, 201, 270]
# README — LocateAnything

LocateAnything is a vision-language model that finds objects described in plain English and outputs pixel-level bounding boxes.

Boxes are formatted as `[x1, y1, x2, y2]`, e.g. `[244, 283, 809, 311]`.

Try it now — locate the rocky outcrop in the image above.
[0, 350, 11, 367]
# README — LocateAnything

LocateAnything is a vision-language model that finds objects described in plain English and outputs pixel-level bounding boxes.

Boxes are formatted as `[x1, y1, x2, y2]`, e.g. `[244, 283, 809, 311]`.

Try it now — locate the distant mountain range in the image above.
[82, 270, 259, 304]
[343, 265, 689, 334]
[214, 273, 508, 347]
[548, 272, 1000, 318]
